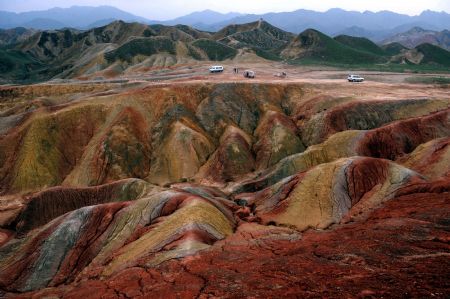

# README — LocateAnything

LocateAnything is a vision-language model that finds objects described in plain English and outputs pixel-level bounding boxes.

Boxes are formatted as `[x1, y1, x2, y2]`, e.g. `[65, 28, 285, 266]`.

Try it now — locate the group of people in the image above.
[233, 67, 240, 74]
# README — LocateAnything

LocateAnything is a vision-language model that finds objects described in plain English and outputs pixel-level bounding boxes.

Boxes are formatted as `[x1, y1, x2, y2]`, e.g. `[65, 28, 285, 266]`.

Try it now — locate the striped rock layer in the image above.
[0, 82, 449, 297]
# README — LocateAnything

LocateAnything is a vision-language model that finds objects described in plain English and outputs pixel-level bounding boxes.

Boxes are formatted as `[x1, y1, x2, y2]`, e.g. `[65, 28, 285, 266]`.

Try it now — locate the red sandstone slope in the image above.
[0, 82, 449, 298]
[9, 182, 450, 298]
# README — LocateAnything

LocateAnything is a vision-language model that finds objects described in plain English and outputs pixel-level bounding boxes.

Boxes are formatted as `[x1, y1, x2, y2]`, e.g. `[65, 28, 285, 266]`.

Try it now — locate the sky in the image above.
[1, 0, 449, 20]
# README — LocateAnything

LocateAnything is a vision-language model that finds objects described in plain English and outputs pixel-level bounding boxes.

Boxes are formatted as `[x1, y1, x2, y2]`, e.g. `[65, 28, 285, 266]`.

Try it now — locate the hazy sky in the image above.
[1, 0, 449, 20]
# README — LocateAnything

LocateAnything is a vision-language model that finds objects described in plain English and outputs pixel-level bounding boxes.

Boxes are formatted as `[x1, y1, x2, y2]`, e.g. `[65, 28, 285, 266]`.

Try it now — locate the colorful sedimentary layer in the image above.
[398, 137, 450, 179]
[297, 98, 449, 146]
[195, 125, 255, 183]
[237, 157, 418, 230]
[15, 178, 150, 233]
[237, 109, 449, 192]
[0, 82, 449, 297]
[0, 188, 235, 292]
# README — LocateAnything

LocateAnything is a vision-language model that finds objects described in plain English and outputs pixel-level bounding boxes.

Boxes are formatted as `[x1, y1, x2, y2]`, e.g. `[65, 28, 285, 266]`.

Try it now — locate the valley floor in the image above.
[35, 60, 448, 82]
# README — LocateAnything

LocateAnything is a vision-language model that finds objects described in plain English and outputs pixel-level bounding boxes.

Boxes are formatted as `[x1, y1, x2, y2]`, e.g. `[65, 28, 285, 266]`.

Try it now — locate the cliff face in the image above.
[0, 82, 449, 297]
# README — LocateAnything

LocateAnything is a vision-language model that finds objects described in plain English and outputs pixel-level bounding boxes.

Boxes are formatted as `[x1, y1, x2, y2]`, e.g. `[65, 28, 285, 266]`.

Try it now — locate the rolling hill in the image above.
[382, 27, 450, 50]
[197, 8, 450, 39]
[1, 19, 449, 84]
[0, 6, 149, 29]
[0, 27, 37, 45]
[213, 20, 294, 59]
[0, 21, 220, 82]
[387, 42, 450, 66]
[382, 42, 409, 56]
[1, 6, 450, 42]
[334, 35, 387, 56]
[154, 9, 243, 27]
[281, 29, 385, 64]
[416, 43, 450, 65]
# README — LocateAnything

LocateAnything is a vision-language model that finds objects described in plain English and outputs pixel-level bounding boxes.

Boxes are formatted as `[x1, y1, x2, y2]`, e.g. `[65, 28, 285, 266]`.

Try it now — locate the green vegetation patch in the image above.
[334, 35, 386, 56]
[253, 47, 282, 61]
[405, 76, 450, 85]
[0, 48, 45, 82]
[186, 44, 203, 60]
[105, 37, 176, 63]
[381, 42, 409, 56]
[292, 29, 386, 64]
[191, 39, 237, 61]
[416, 43, 450, 66]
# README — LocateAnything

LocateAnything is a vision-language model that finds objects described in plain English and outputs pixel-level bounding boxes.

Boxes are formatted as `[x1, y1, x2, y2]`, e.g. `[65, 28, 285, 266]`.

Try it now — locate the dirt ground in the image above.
[85, 62, 450, 100]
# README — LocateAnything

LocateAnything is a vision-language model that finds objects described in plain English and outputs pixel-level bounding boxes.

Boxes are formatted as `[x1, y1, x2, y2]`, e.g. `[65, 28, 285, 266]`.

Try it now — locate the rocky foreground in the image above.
[0, 82, 449, 298]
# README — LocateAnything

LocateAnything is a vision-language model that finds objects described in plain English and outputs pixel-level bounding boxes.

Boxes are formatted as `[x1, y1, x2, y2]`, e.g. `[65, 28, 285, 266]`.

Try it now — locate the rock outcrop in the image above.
[0, 81, 449, 297]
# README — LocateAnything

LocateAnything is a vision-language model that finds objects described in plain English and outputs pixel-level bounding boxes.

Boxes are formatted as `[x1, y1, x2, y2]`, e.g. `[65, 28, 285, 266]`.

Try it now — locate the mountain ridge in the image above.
[382, 27, 450, 50]
[1, 6, 449, 42]
[1, 19, 449, 84]
[0, 5, 149, 30]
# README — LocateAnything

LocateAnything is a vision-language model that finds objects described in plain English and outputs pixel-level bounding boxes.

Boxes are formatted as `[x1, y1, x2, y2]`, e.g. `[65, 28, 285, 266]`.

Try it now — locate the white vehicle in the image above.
[209, 65, 224, 73]
[243, 70, 255, 78]
[348, 74, 364, 82]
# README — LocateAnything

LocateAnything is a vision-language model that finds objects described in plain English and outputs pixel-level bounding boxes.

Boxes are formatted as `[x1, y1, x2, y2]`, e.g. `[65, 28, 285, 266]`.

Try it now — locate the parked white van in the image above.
[209, 66, 224, 73]
[243, 70, 255, 78]
[347, 74, 364, 82]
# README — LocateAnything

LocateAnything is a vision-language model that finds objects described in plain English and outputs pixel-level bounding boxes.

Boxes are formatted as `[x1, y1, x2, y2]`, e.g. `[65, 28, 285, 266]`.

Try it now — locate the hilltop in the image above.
[382, 27, 450, 51]
[281, 29, 385, 64]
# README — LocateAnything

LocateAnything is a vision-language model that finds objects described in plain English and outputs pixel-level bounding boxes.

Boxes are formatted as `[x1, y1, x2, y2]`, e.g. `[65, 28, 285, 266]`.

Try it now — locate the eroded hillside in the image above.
[1, 19, 449, 84]
[0, 81, 449, 298]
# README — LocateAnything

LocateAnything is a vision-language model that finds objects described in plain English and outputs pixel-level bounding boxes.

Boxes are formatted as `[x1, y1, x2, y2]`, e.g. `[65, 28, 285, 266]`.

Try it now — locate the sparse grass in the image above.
[382, 42, 408, 56]
[289, 58, 450, 74]
[105, 37, 176, 63]
[405, 76, 450, 85]
[191, 39, 237, 61]
[334, 35, 386, 56]
[253, 47, 282, 61]
[0, 48, 45, 82]
[416, 43, 450, 66]
[186, 44, 203, 60]
[293, 29, 386, 65]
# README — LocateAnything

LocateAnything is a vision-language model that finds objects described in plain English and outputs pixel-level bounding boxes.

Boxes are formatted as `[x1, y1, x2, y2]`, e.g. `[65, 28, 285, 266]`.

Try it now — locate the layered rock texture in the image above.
[0, 82, 449, 297]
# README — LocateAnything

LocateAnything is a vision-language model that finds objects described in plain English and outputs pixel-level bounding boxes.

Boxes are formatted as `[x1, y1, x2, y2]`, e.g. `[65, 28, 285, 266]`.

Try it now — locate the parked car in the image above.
[348, 74, 364, 82]
[243, 70, 255, 78]
[209, 65, 224, 73]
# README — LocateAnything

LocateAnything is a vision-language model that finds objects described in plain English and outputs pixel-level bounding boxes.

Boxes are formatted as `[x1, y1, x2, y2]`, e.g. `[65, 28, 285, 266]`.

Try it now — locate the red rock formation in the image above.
[253, 110, 305, 169]
[196, 125, 255, 183]
[15, 179, 148, 233]
[346, 157, 390, 205]
[357, 109, 450, 160]
[11, 183, 449, 298]
[90, 107, 152, 185]
[0, 82, 449, 297]
[397, 137, 450, 179]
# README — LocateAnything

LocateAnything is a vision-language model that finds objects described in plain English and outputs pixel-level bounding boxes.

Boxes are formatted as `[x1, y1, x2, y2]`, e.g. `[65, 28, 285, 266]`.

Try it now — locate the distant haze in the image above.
[1, 0, 449, 20]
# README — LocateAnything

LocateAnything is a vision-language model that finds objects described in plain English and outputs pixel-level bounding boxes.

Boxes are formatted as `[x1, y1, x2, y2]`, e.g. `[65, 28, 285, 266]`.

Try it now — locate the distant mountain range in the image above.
[0, 5, 449, 42]
[1, 19, 449, 84]
[382, 27, 450, 50]
[198, 9, 450, 40]
[153, 10, 243, 27]
[0, 6, 148, 30]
